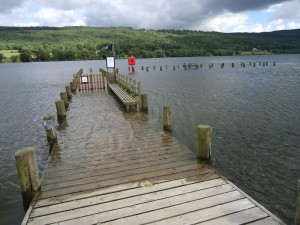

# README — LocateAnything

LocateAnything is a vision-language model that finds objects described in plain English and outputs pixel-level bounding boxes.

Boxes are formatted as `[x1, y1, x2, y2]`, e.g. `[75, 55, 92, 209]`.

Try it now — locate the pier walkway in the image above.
[22, 90, 284, 225]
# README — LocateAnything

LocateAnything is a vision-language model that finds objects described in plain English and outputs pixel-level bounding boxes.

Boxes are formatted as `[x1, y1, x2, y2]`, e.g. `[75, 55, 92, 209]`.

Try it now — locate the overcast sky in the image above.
[0, 0, 299, 32]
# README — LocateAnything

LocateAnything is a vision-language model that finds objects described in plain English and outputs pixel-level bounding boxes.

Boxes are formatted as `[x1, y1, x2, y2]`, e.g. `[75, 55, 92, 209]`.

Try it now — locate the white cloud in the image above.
[30, 8, 86, 26]
[264, 3, 282, 13]
[198, 12, 248, 32]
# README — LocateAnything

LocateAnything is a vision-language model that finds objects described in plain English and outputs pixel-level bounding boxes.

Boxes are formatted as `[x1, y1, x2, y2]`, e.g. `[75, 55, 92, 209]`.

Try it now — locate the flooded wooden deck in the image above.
[22, 91, 285, 225]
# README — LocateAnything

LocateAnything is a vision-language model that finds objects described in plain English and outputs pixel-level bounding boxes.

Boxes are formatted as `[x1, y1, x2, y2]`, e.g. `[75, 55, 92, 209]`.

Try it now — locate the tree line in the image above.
[0, 26, 299, 63]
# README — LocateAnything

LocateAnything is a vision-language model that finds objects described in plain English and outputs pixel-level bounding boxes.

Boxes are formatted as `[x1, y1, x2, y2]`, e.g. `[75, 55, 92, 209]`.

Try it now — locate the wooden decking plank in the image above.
[45, 145, 189, 175]
[32, 178, 226, 218]
[47, 141, 185, 167]
[35, 167, 216, 207]
[145, 198, 255, 225]
[247, 217, 282, 225]
[42, 159, 198, 191]
[196, 207, 268, 225]
[51, 189, 241, 225]
[29, 180, 232, 224]
[40, 164, 204, 198]
[43, 151, 194, 184]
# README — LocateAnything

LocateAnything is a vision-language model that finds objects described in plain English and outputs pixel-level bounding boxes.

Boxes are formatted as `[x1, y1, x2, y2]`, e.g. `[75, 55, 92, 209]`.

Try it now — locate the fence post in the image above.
[163, 106, 171, 132]
[141, 93, 148, 112]
[197, 125, 212, 161]
[60, 92, 69, 109]
[15, 147, 40, 210]
[66, 85, 72, 100]
[295, 180, 300, 225]
[55, 100, 66, 122]
[138, 81, 141, 107]
[43, 115, 57, 151]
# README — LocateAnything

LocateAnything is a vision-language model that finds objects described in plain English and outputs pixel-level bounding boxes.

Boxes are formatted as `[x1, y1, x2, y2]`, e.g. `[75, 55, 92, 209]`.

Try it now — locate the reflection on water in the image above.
[0, 55, 299, 224]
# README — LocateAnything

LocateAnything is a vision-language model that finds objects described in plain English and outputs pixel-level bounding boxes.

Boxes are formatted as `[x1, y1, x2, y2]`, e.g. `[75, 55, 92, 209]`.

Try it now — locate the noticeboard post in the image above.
[106, 57, 115, 69]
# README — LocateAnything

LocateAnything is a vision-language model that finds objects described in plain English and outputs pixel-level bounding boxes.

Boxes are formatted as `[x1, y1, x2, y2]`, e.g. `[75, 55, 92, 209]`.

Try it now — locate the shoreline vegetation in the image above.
[0, 26, 299, 63]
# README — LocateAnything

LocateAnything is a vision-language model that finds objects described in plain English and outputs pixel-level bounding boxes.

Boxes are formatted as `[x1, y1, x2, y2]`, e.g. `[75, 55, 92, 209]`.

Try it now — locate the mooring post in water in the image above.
[295, 180, 300, 225]
[232, 62, 234, 68]
[60, 92, 69, 109]
[160, 66, 162, 71]
[146, 67, 149, 72]
[273, 61, 276, 66]
[66, 85, 72, 100]
[163, 106, 171, 132]
[197, 125, 212, 161]
[15, 147, 40, 210]
[153, 66, 156, 70]
[55, 100, 66, 122]
[43, 115, 57, 148]
[70, 81, 76, 93]
[141, 66, 144, 70]
[140, 93, 148, 112]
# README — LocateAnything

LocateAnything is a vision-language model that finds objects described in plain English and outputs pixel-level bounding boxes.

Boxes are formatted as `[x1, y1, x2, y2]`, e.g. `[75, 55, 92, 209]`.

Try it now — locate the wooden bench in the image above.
[105, 71, 141, 111]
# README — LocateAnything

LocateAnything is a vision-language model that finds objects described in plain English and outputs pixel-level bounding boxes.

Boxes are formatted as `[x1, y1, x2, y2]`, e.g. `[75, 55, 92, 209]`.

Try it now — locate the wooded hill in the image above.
[0, 26, 299, 62]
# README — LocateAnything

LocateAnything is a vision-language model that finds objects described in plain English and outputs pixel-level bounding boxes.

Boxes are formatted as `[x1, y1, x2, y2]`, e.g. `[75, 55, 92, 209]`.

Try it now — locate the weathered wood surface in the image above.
[23, 91, 285, 225]
[106, 71, 141, 110]
[76, 73, 106, 92]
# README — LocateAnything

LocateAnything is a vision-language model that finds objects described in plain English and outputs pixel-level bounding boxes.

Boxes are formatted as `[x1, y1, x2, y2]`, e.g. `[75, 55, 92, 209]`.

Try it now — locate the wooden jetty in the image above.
[20, 73, 285, 225]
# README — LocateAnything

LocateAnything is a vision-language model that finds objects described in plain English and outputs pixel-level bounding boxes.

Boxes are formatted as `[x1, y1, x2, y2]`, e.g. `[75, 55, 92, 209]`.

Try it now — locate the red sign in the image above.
[128, 56, 136, 65]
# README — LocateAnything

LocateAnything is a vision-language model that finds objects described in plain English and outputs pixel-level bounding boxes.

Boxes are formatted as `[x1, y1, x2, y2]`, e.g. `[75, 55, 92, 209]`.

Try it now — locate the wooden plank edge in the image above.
[227, 180, 286, 225]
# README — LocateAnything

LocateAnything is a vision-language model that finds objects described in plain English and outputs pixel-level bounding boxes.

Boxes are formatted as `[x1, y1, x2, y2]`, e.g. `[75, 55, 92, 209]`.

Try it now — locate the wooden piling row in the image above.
[140, 61, 274, 72]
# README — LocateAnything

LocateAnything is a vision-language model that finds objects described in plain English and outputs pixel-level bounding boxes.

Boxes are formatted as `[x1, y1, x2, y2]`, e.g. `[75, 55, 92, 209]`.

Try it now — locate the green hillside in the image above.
[0, 26, 299, 62]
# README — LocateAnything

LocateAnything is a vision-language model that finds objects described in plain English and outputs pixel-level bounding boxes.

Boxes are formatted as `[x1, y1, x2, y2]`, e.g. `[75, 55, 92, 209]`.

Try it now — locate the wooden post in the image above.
[253, 62, 256, 67]
[140, 93, 148, 112]
[146, 67, 149, 72]
[141, 66, 144, 70]
[163, 106, 171, 132]
[160, 66, 162, 71]
[60, 92, 69, 109]
[66, 85, 72, 100]
[138, 81, 141, 107]
[43, 115, 57, 148]
[295, 180, 300, 225]
[273, 61, 276, 66]
[153, 66, 156, 70]
[70, 81, 76, 93]
[197, 125, 212, 161]
[173, 65, 176, 70]
[232, 62, 234, 68]
[15, 147, 40, 210]
[55, 100, 66, 122]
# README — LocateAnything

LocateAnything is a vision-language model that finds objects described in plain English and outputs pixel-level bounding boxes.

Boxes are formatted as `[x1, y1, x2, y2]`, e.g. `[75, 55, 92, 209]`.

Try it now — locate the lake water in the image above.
[0, 55, 299, 225]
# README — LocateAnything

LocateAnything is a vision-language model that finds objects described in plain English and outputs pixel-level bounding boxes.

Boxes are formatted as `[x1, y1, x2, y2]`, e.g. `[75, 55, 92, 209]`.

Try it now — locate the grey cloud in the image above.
[84, 0, 293, 29]
[0, 0, 26, 13]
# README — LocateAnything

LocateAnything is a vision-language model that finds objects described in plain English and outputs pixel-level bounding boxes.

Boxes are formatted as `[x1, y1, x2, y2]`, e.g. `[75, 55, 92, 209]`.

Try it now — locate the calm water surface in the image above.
[0, 55, 299, 224]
